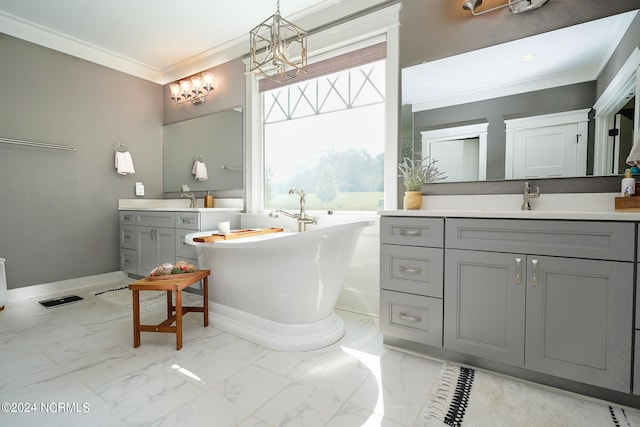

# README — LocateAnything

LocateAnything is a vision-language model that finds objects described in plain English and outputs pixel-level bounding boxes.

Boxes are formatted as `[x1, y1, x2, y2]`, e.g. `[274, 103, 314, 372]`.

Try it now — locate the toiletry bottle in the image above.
[204, 191, 214, 208]
[622, 168, 635, 197]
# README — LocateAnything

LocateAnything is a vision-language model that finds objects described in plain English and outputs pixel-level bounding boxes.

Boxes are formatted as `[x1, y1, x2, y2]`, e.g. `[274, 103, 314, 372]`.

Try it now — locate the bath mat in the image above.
[93, 283, 200, 311]
[39, 295, 83, 308]
[422, 363, 640, 427]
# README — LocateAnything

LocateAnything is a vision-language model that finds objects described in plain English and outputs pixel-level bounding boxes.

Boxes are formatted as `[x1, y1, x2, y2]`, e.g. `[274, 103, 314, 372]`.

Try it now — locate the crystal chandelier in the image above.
[249, 0, 307, 82]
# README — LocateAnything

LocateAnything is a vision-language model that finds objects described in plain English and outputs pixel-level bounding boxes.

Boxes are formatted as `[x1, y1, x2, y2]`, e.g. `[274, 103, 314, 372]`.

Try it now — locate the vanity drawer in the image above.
[380, 244, 443, 297]
[135, 211, 176, 228]
[381, 290, 443, 347]
[119, 225, 137, 250]
[119, 211, 135, 225]
[120, 249, 136, 274]
[446, 218, 635, 262]
[176, 212, 200, 230]
[176, 229, 198, 259]
[380, 216, 444, 248]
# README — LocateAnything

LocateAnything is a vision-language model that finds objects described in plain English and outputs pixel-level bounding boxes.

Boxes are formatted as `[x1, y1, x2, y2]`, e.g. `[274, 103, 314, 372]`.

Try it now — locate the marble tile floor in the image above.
[0, 278, 634, 427]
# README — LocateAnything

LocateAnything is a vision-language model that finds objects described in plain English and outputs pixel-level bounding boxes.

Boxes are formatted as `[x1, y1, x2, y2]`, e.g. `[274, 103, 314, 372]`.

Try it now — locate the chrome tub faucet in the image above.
[521, 181, 540, 210]
[269, 188, 318, 232]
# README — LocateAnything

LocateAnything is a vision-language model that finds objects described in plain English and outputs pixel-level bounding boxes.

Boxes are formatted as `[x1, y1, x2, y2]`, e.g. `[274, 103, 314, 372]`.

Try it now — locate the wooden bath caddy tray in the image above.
[615, 196, 640, 211]
[192, 228, 284, 243]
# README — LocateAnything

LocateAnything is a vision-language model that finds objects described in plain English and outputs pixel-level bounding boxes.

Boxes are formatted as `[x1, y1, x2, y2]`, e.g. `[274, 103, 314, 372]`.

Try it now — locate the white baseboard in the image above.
[7, 271, 128, 302]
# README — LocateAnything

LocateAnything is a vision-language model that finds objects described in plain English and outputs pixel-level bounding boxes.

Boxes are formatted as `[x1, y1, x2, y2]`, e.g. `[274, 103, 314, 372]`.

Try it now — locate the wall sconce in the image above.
[249, 0, 307, 83]
[463, 0, 549, 16]
[169, 72, 215, 105]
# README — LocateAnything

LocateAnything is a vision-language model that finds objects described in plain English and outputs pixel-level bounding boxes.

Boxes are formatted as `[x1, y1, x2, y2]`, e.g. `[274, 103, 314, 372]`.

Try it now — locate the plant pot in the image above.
[403, 191, 422, 210]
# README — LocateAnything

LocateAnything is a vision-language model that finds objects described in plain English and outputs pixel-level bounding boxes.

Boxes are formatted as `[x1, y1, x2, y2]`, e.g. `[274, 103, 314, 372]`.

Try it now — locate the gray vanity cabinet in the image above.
[118, 211, 137, 274]
[444, 218, 634, 393]
[136, 212, 176, 276]
[380, 216, 445, 347]
[119, 209, 241, 277]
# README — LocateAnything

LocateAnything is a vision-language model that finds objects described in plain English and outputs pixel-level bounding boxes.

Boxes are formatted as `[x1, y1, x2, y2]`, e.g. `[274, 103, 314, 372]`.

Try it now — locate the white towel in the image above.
[627, 134, 640, 166]
[192, 160, 208, 181]
[115, 151, 135, 175]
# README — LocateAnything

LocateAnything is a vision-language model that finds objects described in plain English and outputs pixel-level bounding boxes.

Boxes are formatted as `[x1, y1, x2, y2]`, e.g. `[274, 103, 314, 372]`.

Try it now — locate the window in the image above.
[263, 59, 386, 211]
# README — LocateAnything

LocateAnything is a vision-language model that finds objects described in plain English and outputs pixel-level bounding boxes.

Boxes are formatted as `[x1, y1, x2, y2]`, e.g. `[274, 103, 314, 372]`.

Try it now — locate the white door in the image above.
[510, 123, 581, 179]
[505, 109, 589, 179]
[425, 138, 480, 182]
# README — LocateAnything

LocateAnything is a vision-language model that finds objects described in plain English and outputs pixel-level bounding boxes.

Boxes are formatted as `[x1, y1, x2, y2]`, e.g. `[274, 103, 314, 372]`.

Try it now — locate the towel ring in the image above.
[195, 154, 205, 162]
[114, 142, 128, 153]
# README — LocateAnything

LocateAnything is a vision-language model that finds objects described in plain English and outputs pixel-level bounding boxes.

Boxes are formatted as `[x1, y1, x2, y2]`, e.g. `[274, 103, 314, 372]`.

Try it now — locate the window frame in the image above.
[243, 4, 401, 213]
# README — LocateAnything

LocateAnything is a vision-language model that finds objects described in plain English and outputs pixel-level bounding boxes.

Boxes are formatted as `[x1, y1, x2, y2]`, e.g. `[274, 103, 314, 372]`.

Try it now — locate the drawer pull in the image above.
[181, 218, 193, 224]
[399, 266, 422, 274]
[515, 257, 522, 284]
[123, 215, 132, 221]
[531, 259, 538, 285]
[399, 312, 422, 322]
[398, 229, 422, 237]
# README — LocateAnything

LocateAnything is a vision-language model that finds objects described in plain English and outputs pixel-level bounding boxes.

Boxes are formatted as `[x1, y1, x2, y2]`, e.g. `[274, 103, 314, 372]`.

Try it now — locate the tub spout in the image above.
[269, 209, 297, 219]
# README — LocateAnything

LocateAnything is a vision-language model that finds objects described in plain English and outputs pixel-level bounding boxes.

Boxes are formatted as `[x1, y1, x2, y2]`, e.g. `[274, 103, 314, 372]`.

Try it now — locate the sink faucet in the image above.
[180, 192, 196, 208]
[269, 188, 318, 232]
[521, 181, 540, 210]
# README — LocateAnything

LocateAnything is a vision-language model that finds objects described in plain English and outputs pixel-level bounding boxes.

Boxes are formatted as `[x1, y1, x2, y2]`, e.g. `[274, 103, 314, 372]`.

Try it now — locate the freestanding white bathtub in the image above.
[186, 219, 375, 351]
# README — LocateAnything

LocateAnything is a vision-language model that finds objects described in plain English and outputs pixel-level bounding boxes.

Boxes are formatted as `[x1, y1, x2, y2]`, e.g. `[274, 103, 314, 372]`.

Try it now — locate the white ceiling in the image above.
[404, 10, 638, 111]
[0, 0, 370, 84]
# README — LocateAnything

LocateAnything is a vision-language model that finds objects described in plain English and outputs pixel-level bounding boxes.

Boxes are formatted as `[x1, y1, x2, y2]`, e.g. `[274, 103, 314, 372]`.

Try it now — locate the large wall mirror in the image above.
[163, 108, 243, 192]
[402, 10, 639, 186]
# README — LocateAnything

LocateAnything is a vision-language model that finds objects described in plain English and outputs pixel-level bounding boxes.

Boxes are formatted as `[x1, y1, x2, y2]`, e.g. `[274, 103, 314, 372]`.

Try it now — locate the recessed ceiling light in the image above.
[520, 53, 535, 62]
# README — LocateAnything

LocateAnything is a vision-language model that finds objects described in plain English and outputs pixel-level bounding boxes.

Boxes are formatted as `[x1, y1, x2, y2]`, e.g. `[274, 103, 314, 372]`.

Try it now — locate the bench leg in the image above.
[175, 290, 182, 350]
[132, 289, 140, 348]
[203, 277, 209, 327]
[166, 291, 172, 317]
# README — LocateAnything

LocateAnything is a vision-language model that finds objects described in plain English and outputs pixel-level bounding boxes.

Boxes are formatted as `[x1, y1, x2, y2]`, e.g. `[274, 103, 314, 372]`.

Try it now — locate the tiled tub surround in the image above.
[379, 198, 640, 408]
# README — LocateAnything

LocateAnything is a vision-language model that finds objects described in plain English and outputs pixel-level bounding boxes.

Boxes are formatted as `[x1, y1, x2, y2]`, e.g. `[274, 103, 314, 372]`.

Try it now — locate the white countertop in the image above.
[379, 209, 640, 221]
[118, 198, 243, 212]
[380, 193, 640, 221]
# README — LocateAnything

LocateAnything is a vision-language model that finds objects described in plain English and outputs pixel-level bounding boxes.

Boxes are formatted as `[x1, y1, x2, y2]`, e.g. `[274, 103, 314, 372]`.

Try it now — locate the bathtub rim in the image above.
[185, 218, 377, 248]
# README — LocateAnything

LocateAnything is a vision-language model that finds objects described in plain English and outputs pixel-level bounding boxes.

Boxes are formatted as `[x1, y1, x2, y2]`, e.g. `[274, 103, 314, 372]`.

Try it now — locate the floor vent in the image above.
[38, 295, 83, 308]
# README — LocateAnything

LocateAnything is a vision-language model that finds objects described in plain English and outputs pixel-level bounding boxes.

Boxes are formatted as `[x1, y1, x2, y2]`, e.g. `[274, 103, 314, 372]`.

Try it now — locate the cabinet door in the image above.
[525, 256, 633, 393]
[444, 249, 526, 366]
[137, 226, 176, 275]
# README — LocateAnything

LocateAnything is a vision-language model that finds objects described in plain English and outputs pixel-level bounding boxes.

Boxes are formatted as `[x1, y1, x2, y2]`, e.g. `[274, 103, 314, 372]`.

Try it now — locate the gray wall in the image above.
[0, 34, 163, 289]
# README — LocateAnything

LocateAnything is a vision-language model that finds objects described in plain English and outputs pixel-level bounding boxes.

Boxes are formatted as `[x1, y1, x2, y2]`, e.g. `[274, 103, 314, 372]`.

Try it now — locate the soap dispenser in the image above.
[204, 191, 214, 208]
[622, 169, 635, 197]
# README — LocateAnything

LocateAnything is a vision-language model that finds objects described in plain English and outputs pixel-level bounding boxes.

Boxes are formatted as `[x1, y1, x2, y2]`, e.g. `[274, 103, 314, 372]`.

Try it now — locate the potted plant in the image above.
[398, 153, 446, 209]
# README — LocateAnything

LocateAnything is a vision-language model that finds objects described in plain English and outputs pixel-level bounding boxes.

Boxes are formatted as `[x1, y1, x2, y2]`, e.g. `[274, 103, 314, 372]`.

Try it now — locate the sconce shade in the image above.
[169, 72, 215, 105]
[463, 0, 482, 11]
[463, 0, 548, 15]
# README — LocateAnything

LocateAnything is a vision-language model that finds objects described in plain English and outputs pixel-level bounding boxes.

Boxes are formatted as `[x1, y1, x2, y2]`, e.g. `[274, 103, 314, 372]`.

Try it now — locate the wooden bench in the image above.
[128, 269, 210, 350]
